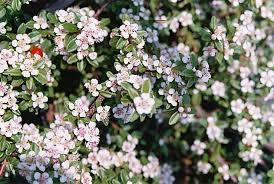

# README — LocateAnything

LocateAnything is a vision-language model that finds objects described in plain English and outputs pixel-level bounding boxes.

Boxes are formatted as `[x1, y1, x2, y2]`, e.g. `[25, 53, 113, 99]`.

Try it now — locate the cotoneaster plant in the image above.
[0, 0, 273, 184]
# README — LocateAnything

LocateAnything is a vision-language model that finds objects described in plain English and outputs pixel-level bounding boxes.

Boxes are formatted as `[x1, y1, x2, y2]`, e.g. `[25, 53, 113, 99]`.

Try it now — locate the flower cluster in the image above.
[0, 0, 273, 183]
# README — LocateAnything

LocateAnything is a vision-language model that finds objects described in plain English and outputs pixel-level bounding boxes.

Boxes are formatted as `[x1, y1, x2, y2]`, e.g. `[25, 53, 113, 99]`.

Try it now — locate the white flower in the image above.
[242, 131, 258, 147]
[33, 16, 49, 29]
[84, 79, 102, 97]
[206, 118, 221, 141]
[56, 10, 74, 23]
[81, 172, 92, 184]
[159, 164, 175, 184]
[0, 116, 22, 137]
[203, 46, 217, 57]
[237, 118, 252, 133]
[11, 34, 31, 53]
[20, 59, 39, 77]
[142, 156, 160, 178]
[127, 75, 145, 89]
[167, 89, 179, 106]
[218, 164, 230, 181]
[240, 67, 251, 79]
[191, 140, 206, 155]
[231, 99, 245, 114]
[211, 81, 225, 97]
[97, 149, 112, 169]
[133, 93, 155, 114]
[33, 172, 53, 184]
[260, 70, 274, 87]
[68, 96, 90, 117]
[240, 78, 254, 93]
[119, 21, 139, 39]
[89, 52, 97, 60]
[169, 18, 179, 33]
[177, 43, 190, 54]
[229, 0, 244, 6]
[31, 92, 48, 109]
[197, 161, 211, 174]
[0, 58, 8, 73]
[96, 106, 110, 122]
[112, 104, 127, 119]
[0, 22, 7, 34]
[178, 11, 193, 27]
[207, 123, 221, 141]
[246, 104, 261, 120]
[211, 25, 226, 41]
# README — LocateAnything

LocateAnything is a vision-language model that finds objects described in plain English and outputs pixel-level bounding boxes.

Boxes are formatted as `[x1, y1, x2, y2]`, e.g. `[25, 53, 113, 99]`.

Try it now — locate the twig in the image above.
[46, 103, 55, 122]
[87, 95, 105, 117]
[264, 143, 274, 152]
[0, 159, 8, 176]
[94, 0, 115, 18]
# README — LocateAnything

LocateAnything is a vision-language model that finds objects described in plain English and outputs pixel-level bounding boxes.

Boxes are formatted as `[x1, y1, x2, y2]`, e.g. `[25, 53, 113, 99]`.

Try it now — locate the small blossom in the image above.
[31, 92, 48, 109]
[96, 106, 110, 122]
[12, 34, 31, 53]
[133, 93, 155, 114]
[33, 16, 49, 29]
[0, 22, 7, 34]
[84, 79, 102, 97]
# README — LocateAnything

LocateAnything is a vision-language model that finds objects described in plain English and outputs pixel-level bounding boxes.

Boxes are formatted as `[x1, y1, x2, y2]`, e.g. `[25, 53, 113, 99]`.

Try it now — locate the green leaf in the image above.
[230, 43, 244, 54]
[0, 41, 9, 50]
[120, 82, 139, 99]
[182, 69, 195, 77]
[100, 18, 110, 26]
[169, 112, 180, 125]
[200, 28, 211, 42]
[0, 8, 6, 19]
[192, 94, 201, 106]
[19, 101, 29, 111]
[47, 13, 58, 24]
[154, 98, 163, 108]
[149, 0, 159, 14]
[210, 16, 217, 30]
[67, 54, 78, 64]
[216, 52, 223, 63]
[0, 138, 6, 151]
[63, 23, 78, 33]
[65, 37, 77, 53]
[5, 144, 16, 155]
[34, 72, 47, 85]
[187, 78, 196, 88]
[25, 20, 34, 29]
[11, 79, 24, 87]
[116, 38, 127, 50]
[11, 0, 22, 11]
[182, 94, 191, 105]
[124, 44, 134, 52]
[190, 53, 198, 67]
[100, 91, 114, 98]
[77, 60, 86, 71]
[41, 39, 53, 54]
[33, 59, 46, 69]
[215, 41, 224, 52]
[6, 33, 16, 40]
[3, 68, 21, 76]
[141, 79, 152, 93]
[109, 37, 119, 48]
[17, 23, 26, 34]
[119, 170, 128, 183]
[28, 31, 41, 43]
[26, 77, 34, 90]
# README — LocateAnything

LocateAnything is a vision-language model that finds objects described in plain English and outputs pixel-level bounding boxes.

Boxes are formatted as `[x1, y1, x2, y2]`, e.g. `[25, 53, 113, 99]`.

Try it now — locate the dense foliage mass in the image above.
[0, 0, 273, 183]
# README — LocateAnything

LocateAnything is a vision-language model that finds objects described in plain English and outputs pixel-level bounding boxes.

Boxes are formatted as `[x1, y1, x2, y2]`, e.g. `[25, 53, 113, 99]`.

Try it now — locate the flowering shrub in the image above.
[0, 0, 273, 183]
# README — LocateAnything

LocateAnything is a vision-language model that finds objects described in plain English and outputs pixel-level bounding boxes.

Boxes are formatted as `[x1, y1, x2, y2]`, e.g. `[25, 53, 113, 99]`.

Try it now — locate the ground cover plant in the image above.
[0, 0, 273, 183]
